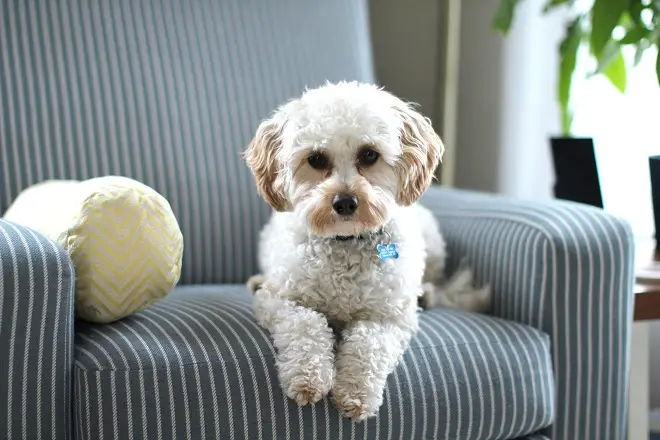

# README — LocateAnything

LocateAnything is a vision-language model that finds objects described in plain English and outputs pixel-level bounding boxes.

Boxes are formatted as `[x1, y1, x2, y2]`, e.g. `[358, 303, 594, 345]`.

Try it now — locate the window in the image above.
[571, 46, 660, 238]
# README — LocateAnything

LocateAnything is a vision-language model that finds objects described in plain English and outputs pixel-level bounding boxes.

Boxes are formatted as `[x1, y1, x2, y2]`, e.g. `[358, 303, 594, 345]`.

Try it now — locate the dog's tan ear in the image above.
[244, 119, 290, 211]
[393, 102, 445, 206]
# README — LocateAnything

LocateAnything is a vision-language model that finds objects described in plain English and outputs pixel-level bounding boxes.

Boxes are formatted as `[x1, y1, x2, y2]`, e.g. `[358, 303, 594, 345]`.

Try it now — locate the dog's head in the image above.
[244, 81, 444, 237]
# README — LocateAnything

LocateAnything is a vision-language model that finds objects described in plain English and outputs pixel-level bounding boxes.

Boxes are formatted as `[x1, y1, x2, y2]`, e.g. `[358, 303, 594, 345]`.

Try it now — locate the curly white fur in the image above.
[244, 81, 490, 420]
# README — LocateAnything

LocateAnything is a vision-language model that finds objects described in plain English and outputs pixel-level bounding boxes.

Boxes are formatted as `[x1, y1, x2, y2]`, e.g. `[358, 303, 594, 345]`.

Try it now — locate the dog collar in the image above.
[331, 228, 384, 242]
[332, 234, 365, 241]
[329, 227, 399, 260]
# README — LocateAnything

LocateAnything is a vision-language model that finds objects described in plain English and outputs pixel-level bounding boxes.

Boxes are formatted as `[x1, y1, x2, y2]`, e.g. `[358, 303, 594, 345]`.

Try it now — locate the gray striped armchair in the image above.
[0, 0, 635, 439]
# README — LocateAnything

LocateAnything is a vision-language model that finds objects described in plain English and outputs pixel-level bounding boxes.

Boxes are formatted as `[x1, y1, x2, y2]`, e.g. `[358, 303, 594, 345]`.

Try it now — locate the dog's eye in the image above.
[358, 148, 379, 167]
[307, 153, 330, 170]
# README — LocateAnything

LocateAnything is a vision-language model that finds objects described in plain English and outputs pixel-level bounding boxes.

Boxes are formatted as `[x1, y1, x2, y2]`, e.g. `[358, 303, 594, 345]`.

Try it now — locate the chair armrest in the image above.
[0, 219, 76, 439]
[420, 186, 635, 440]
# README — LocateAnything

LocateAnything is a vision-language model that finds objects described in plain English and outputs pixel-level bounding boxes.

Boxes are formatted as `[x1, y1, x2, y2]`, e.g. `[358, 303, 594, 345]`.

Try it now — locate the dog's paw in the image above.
[246, 274, 266, 293]
[278, 346, 335, 407]
[331, 381, 380, 421]
[285, 374, 333, 406]
[280, 364, 334, 406]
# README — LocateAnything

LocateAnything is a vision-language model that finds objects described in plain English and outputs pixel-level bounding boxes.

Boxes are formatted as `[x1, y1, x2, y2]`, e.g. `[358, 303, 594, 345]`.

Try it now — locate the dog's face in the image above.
[244, 82, 444, 237]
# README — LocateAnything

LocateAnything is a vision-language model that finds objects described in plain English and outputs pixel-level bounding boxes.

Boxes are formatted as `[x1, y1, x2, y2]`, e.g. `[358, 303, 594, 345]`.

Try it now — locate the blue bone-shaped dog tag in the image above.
[377, 243, 399, 261]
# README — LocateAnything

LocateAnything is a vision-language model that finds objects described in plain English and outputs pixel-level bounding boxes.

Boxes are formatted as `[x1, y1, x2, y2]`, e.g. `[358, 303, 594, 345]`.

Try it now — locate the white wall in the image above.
[454, 0, 563, 200]
[368, 0, 453, 184]
[368, 0, 462, 185]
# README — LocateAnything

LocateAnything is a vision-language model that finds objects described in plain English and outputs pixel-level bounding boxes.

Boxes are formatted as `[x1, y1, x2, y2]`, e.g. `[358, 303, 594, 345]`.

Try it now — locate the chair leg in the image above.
[629, 321, 650, 440]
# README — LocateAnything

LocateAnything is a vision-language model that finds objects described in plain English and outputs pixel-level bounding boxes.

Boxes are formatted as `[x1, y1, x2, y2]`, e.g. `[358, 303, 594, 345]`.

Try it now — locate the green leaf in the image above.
[592, 40, 619, 73]
[591, 40, 627, 94]
[656, 46, 660, 87]
[602, 48, 627, 92]
[619, 27, 649, 44]
[542, 0, 571, 14]
[493, 0, 522, 34]
[628, 0, 646, 28]
[558, 18, 582, 136]
[590, 0, 627, 58]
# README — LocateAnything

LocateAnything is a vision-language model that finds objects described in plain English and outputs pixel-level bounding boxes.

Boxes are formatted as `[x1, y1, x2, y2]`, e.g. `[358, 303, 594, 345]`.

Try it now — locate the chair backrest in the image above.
[0, 0, 375, 284]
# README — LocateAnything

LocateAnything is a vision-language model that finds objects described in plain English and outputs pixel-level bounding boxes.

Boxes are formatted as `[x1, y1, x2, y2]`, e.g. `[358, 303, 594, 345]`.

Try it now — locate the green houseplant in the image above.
[492, 0, 660, 207]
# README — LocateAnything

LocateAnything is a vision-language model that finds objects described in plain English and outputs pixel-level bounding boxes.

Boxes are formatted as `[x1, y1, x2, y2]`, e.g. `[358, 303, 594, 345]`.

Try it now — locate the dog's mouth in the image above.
[325, 216, 368, 236]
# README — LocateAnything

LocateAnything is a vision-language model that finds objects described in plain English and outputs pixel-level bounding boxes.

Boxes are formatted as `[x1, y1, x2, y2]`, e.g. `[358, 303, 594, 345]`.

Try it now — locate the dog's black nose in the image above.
[332, 194, 358, 216]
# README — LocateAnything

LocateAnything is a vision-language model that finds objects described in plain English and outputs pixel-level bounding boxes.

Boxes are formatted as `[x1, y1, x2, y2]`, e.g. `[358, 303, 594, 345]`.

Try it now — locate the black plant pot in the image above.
[649, 156, 660, 245]
[550, 137, 603, 208]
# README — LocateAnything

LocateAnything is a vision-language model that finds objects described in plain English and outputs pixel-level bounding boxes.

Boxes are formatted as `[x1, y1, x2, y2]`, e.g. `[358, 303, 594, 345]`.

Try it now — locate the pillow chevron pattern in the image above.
[4, 176, 184, 323]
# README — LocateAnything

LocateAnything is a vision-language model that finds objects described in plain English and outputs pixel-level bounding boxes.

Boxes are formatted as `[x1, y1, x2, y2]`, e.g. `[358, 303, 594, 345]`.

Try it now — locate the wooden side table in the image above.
[635, 285, 660, 320]
[635, 239, 660, 320]
[630, 239, 660, 440]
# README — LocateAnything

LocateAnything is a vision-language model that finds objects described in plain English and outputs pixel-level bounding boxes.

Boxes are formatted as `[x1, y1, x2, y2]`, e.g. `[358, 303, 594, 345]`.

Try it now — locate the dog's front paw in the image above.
[280, 362, 334, 406]
[285, 372, 333, 406]
[331, 380, 380, 421]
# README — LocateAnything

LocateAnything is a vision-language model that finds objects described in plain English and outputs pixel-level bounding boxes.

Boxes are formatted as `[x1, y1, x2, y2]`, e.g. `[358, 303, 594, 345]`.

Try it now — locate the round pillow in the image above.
[4, 176, 184, 323]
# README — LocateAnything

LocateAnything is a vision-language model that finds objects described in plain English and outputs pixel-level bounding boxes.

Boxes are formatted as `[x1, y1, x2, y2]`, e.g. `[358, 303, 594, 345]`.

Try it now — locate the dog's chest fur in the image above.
[282, 227, 424, 323]
[259, 209, 428, 323]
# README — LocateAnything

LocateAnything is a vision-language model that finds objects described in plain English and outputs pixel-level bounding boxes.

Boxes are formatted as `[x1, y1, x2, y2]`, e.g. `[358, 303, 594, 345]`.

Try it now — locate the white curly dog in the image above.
[244, 81, 490, 421]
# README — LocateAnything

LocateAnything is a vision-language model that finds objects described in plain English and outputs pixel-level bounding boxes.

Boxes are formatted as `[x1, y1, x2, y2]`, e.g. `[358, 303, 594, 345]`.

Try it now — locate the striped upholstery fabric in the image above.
[0, 220, 76, 440]
[0, 0, 374, 285]
[73, 285, 554, 440]
[420, 186, 636, 440]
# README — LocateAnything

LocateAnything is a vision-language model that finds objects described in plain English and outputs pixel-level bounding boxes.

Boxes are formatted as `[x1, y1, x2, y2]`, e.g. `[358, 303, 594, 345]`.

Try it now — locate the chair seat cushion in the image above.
[73, 285, 555, 440]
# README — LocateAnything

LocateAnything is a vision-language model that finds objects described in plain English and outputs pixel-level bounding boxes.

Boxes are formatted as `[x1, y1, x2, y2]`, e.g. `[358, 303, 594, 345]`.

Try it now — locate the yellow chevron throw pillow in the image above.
[4, 176, 184, 323]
